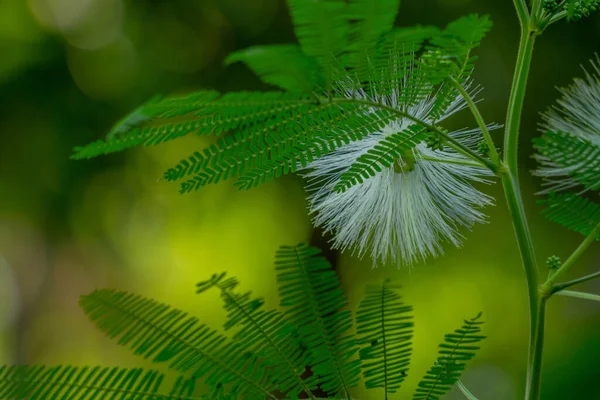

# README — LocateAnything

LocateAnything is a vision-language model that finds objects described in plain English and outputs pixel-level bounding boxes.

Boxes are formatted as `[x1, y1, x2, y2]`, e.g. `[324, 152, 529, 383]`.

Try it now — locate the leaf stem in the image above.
[330, 98, 499, 173]
[420, 156, 486, 168]
[502, 22, 542, 400]
[552, 271, 600, 293]
[556, 290, 600, 302]
[542, 222, 600, 292]
[448, 76, 501, 166]
[457, 380, 480, 400]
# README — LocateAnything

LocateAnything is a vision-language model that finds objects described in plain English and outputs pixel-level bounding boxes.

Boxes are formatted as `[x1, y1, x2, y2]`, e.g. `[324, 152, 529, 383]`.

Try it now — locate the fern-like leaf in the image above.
[165, 103, 401, 193]
[72, 92, 312, 159]
[0, 365, 188, 400]
[334, 124, 428, 192]
[413, 313, 485, 400]
[426, 14, 492, 118]
[344, 0, 401, 79]
[79, 289, 278, 399]
[225, 44, 324, 93]
[534, 130, 600, 193]
[275, 244, 361, 397]
[362, 26, 439, 100]
[195, 273, 317, 398]
[539, 192, 600, 238]
[234, 107, 398, 190]
[163, 102, 348, 191]
[287, 0, 349, 85]
[356, 279, 414, 394]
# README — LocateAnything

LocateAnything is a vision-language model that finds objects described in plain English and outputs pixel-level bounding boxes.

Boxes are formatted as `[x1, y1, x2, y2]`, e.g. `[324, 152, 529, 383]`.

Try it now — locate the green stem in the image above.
[556, 290, 600, 302]
[456, 380, 479, 400]
[529, 297, 547, 398]
[420, 156, 485, 168]
[330, 98, 500, 173]
[543, 222, 600, 292]
[514, 0, 530, 25]
[552, 271, 600, 293]
[448, 76, 501, 165]
[502, 25, 542, 400]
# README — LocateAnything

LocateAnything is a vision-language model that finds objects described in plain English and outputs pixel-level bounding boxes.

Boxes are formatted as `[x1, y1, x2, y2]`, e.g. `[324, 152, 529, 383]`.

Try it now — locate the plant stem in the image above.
[420, 156, 485, 168]
[502, 23, 542, 399]
[556, 290, 600, 302]
[552, 271, 600, 293]
[542, 222, 600, 292]
[457, 380, 480, 400]
[514, 0, 530, 25]
[331, 98, 500, 173]
[448, 76, 501, 165]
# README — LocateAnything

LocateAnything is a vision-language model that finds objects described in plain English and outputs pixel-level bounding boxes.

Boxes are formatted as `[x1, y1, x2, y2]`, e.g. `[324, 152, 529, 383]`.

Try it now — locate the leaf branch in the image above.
[542, 221, 600, 295]
[329, 98, 500, 173]
[555, 290, 600, 302]
[448, 76, 501, 166]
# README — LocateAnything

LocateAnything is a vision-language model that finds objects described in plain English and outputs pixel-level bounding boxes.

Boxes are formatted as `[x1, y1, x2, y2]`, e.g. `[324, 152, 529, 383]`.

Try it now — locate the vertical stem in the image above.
[529, 297, 547, 399]
[502, 26, 543, 400]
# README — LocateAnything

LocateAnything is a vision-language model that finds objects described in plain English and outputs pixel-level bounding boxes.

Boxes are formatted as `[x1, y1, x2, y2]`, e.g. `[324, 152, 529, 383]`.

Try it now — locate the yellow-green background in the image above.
[1, 0, 599, 398]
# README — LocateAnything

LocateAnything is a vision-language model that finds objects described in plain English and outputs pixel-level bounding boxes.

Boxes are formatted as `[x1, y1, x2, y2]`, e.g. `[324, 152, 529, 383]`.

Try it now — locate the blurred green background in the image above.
[1, 0, 599, 398]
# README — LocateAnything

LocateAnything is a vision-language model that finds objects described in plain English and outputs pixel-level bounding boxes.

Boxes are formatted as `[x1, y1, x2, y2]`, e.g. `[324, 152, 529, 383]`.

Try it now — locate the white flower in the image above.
[301, 84, 496, 266]
[536, 56, 600, 193]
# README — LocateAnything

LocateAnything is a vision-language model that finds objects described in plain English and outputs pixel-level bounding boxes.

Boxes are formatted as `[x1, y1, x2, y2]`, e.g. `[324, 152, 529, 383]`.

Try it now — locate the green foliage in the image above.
[287, 0, 349, 85]
[79, 289, 277, 399]
[72, 0, 494, 195]
[0, 244, 485, 400]
[225, 45, 324, 93]
[164, 104, 400, 192]
[335, 124, 428, 193]
[533, 130, 600, 192]
[425, 14, 493, 119]
[195, 272, 314, 398]
[0, 366, 197, 400]
[71, 91, 313, 159]
[539, 192, 600, 239]
[274, 244, 361, 396]
[355, 279, 414, 394]
[344, 0, 401, 79]
[413, 313, 486, 400]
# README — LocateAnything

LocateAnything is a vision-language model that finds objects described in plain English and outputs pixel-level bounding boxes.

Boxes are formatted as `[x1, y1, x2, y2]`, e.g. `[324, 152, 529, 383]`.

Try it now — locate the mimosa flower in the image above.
[301, 83, 497, 266]
[535, 56, 600, 193]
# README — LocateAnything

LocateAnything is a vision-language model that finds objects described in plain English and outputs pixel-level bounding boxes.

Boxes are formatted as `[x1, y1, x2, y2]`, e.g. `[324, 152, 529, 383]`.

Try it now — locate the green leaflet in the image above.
[78, 289, 278, 400]
[275, 244, 362, 397]
[234, 108, 397, 190]
[195, 274, 317, 398]
[365, 26, 440, 101]
[533, 130, 600, 192]
[426, 14, 493, 119]
[539, 192, 600, 239]
[164, 104, 399, 193]
[225, 44, 324, 93]
[287, 0, 350, 86]
[72, 1, 493, 196]
[334, 124, 428, 193]
[71, 91, 312, 159]
[0, 244, 485, 399]
[344, 0, 401, 79]
[163, 102, 349, 192]
[0, 366, 194, 400]
[356, 280, 414, 394]
[413, 313, 486, 400]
